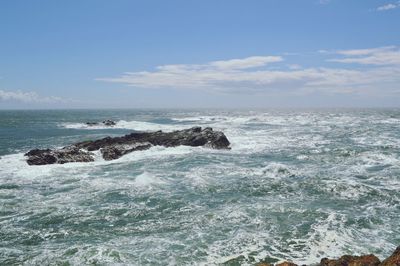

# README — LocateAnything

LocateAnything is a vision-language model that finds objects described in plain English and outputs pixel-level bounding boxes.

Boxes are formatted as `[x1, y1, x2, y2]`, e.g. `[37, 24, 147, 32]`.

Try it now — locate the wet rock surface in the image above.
[25, 127, 230, 165]
[225, 246, 399, 266]
[25, 147, 94, 165]
[319, 254, 380, 266]
[100, 142, 152, 161]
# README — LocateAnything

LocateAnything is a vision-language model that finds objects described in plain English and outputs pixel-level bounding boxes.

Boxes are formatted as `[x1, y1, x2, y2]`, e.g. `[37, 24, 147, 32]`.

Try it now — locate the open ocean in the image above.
[0, 109, 399, 265]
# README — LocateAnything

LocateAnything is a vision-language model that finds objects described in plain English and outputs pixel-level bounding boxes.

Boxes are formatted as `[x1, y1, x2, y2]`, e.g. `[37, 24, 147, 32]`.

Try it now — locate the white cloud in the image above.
[98, 56, 285, 91]
[98, 49, 400, 96]
[0, 90, 64, 103]
[329, 46, 400, 65]
[335, 46, 396, 56]
[210, 56, 283, 70]
[377, 2, 400, 11]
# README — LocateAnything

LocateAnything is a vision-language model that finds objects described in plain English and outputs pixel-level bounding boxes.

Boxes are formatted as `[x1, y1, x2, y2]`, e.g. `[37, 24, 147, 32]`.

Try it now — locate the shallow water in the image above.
[0, 109, 399, 265]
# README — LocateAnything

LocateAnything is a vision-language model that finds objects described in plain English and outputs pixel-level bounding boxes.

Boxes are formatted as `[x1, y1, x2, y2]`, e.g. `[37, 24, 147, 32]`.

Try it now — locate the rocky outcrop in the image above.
[320, 254, 380, 266]
[85, 120, 116, 127]
[226, 246, 399, 266]
[25, 127, 230, 165]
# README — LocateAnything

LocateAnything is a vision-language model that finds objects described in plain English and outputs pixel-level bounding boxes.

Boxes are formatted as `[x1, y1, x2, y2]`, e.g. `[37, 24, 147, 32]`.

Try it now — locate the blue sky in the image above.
[0, 0, 399, 109]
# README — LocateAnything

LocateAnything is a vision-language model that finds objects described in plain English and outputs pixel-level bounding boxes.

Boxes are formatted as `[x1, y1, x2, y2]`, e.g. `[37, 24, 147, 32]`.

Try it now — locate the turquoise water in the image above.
[0, 109, 399, 265]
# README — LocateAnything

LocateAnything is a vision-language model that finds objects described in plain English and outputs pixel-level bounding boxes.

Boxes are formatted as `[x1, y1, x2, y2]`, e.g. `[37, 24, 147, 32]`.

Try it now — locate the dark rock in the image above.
[85, 120, 116, 127]
[26, 152, 57, 165]
[320, 254, 380, 266]
[25, 127, 230, 165]
[380, 246, 400, 266]
[203, 128, 231, 149]
[26, 147, 94, 165]
[101, 142, 152, 161]
[102, 120, 116, 126]
[25, 148, 52, 157]
[75, 127, 231, 151]
[76, 136, 114, 151]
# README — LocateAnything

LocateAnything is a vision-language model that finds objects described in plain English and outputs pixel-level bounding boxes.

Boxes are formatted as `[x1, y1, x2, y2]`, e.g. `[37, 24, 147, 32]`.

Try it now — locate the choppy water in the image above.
[0, 109, 399, 265]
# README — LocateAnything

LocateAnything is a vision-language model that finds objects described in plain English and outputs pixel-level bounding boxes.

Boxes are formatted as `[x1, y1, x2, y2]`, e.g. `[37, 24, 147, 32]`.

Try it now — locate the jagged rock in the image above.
[319, 254, 380, 266]
[25, 147, 94, 165]
[101, 142, 152, 160]
[25, 127, 231, 165]
[380, 246, 400, 266]
[74, 127, 231, 151]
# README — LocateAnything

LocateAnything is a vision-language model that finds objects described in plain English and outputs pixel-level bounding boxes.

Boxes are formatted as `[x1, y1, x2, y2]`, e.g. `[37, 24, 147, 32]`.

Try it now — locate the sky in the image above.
[0, 0, 400, 109]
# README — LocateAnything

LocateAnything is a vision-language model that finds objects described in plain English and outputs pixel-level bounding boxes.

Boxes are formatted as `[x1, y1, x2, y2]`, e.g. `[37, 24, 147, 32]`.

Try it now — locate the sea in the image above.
[0, 109, 399, 265]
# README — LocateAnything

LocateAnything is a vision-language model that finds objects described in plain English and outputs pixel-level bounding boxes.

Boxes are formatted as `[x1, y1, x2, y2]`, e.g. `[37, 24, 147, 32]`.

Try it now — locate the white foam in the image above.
[359, 151, 399, 167]
[352, 135, 400, 148]
[134, 172, 166, 187]
[26, 245, 127, 266]
[259, 163, 294, 179]
[379, 118, 400, 124]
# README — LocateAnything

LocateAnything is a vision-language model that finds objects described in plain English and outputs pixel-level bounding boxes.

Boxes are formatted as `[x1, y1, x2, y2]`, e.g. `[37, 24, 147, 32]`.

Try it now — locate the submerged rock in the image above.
[25, 127, 230, 165]
[85, 122, 99, 126]
[256, 263, 273, 266]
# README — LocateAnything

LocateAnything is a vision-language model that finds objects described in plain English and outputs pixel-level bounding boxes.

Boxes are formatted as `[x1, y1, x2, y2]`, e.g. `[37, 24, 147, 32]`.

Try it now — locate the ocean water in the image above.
[0, 109, 399, 265]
